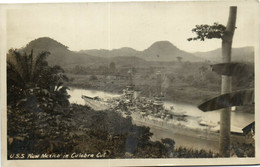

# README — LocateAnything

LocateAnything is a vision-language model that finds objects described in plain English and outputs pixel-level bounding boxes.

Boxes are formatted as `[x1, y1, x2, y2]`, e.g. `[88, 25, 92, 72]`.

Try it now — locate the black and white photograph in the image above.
[0, 1, 259, 166]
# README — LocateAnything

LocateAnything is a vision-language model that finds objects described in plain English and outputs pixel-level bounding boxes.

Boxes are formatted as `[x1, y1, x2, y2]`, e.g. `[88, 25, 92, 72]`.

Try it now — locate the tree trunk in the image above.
[219, 6, 237, 157]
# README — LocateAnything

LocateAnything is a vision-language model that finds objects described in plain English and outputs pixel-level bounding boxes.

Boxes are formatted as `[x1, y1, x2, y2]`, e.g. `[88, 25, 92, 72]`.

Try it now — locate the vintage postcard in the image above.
[0, 1, 259, 166]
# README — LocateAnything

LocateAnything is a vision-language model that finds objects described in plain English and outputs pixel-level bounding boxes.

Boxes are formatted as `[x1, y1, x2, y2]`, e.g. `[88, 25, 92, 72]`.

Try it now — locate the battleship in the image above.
[80, 70, 248, 135]
[81, 70, 191, 125]
[81, 71, 165, 112]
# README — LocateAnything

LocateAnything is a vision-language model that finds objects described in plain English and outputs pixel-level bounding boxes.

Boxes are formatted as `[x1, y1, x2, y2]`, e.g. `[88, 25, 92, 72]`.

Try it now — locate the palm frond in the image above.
[23, 53, 30, 81]
[35, 51, 50, 67]
[198, 89, 254, 112]
[32, 51, 50, 79]
[211, 62, 254, 76]
[7, 49, 27, 82]
[28, 49, 34, 81]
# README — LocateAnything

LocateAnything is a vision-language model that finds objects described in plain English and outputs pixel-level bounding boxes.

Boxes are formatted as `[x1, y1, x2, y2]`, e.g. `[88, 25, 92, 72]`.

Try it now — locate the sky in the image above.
[4, 1, 259, 52]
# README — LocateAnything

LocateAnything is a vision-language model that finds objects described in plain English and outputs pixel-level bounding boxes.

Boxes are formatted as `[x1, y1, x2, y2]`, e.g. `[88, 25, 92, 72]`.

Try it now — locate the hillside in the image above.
[23, 37, 109, 67]
[80, 47, 140, 58]
[110, 56, 148, 67]
[23, 37, 73, 65]
[141, 41, 203, 62]
[194, 47, 254, 63]
[80, 41, 203, 62]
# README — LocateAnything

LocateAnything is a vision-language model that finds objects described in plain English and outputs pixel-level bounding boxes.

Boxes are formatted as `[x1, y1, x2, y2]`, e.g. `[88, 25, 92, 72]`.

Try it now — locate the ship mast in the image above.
[153, 71, 163, 113]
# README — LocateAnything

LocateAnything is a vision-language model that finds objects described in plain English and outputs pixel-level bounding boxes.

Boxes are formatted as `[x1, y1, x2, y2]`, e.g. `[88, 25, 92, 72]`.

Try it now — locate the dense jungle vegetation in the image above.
[7, 49, 254, 159]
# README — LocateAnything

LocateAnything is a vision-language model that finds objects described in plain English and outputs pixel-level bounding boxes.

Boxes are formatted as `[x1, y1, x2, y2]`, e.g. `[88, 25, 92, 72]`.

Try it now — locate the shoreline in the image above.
[68, 85, 255, 115]
[67, 84, 208, 106]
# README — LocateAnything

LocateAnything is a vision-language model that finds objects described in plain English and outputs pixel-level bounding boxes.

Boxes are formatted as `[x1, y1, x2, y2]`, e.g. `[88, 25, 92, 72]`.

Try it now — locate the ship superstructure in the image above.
[81, 70, 190, 123]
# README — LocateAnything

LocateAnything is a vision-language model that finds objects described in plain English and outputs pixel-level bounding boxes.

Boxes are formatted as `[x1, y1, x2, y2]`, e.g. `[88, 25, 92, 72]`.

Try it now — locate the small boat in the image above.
[172, 111, 188, 117]
[81, 95, 109, 111]
[82, 95, 101, 101]
[199, 120, 217, 127]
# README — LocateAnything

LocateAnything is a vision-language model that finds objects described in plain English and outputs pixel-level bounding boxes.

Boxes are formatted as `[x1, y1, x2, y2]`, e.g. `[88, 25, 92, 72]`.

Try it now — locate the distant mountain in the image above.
[194, 47, 254, 63]
[24, 37, 69, 52]
[23, 37, 148, 68]
[141, 41, 203, 62]
[23, 37, 108, 67]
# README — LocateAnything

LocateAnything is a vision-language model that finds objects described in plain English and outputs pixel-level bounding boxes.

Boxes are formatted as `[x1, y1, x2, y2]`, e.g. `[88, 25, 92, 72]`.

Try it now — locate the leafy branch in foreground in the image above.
[187, 22, 226, 41]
